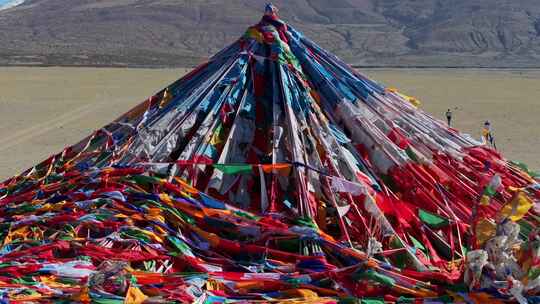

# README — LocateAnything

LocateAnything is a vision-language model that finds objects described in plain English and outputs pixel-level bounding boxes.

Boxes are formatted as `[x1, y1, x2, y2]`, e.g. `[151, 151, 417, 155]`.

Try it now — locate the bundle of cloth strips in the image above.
[1, 5, 540, 304]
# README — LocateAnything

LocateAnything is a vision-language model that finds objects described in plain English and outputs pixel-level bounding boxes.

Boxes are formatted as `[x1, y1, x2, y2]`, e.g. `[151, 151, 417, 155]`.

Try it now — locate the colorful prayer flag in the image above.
[480, 174, 502, 206]
[499, 191, 534, 222]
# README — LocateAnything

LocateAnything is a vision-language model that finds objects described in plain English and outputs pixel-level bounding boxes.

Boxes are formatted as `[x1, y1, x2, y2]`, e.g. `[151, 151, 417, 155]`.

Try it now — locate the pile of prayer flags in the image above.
[1, 4, 540, 303]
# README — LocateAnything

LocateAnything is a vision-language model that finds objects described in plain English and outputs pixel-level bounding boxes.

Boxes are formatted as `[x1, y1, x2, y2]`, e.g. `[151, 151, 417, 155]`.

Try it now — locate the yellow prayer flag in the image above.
[479, 195, 491, 206]
[209, 134, 223, 146]
[159, 89, 173, 109]
[246, 27, 264, 43]
[159, 193, 173, 205]
[139, 228, 163, 243]
[280, 289, 319, 300]
[386, 87, 421, 107]
[124, 285, 148, 304]
[499, 191, 533, 222]
[402, 95, 421, 107]
[174, 178, 200, 194]
[146, 207, 166, 224]
[206, 279, 224, 291]
[41, 276, 73, 289]
[475, 218, 496, 246]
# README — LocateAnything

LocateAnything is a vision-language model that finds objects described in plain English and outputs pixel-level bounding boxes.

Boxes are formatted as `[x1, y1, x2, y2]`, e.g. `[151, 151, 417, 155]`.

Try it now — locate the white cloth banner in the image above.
[336, 204, 351, 217]
[330, 176, 368, 196]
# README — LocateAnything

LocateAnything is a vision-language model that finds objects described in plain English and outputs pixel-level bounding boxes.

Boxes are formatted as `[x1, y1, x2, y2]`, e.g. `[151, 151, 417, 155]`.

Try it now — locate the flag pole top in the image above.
[264, 3, 279, 17]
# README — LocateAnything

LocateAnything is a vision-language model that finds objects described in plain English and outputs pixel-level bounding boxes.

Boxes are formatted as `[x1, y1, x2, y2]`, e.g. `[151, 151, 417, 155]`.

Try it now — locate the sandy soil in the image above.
[0, 67, 538, 180]
[364, 69, 540, 172]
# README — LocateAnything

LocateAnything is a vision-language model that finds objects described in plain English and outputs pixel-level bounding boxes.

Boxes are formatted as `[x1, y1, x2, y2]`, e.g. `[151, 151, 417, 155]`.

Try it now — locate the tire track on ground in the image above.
[0, 101, 107, 153]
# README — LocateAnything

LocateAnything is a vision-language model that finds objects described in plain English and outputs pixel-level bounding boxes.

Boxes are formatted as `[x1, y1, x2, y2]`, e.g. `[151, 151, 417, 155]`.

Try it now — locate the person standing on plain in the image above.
[445, 109, 453, 127]
[482, 121, 496, 149]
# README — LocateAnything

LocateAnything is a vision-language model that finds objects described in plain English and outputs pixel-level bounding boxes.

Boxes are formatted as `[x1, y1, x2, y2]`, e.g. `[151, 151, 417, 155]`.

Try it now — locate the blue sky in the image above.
[0, 0, 23, 7]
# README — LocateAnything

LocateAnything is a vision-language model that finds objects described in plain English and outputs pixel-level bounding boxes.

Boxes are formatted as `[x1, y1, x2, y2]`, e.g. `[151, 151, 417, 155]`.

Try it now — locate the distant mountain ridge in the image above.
[0, 0, 539, 67]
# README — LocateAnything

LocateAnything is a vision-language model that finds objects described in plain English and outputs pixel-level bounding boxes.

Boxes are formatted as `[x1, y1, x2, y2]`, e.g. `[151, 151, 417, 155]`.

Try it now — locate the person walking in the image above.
[445, 109, 453, 127]
[482, 121, 496, 149]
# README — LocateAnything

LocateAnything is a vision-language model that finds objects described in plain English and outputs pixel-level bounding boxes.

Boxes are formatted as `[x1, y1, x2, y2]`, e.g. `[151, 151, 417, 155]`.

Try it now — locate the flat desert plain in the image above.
[0, 67, 539, 180]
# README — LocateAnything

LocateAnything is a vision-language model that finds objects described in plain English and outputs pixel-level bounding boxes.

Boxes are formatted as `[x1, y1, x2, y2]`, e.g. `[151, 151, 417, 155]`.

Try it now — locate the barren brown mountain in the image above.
[1, 0, 540, 67]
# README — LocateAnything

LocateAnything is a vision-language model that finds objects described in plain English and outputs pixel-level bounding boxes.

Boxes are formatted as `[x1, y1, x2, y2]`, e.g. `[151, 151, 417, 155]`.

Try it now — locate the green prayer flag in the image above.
[295, 216, 318, 229]
[337, 297, 360, 304]
[482, 174, 502, 197]
[409, 235, 426, 252]
[396, 296, 416, 303]
[130, 175, 162, 186]
[511, 161, 540, 178]
[213, 164, 253, 174]
[483, 186, 497, 197]
[418, 209, 449, 228]
[12, 277, 38, 286]
[529, 267, 540, 280]
[167, 207, 195, 225]
[354, 269, 396, 287]
[405, 146, 419, 163]
[361, 300, 384, 304]
[91, 299, 124, 304]
[234, 210, 260, 221]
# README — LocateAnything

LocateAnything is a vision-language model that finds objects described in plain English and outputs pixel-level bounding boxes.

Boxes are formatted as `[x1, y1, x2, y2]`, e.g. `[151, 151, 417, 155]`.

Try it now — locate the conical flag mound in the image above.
[1, 5, 540, 303]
